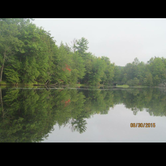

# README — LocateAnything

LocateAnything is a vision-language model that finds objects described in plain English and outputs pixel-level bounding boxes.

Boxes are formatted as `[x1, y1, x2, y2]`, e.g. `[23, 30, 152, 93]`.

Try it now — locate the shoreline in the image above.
[0, 83, 166, 89]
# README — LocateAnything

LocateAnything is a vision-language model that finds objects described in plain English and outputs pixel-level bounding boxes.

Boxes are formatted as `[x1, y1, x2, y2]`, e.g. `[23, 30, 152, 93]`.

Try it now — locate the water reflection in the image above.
[0, 87, 166, 142]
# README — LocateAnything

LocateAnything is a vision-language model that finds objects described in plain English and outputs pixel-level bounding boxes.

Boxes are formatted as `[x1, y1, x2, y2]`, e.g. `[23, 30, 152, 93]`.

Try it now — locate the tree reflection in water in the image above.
[0, 87, 166, 142]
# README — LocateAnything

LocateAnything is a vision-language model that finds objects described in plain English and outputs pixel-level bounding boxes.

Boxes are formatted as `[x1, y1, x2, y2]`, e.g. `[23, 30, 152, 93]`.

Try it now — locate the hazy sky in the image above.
[33, 18, 166, 66]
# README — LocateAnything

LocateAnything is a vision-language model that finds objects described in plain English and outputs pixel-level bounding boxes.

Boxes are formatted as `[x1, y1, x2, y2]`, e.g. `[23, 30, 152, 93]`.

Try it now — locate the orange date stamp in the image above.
[130, 123, 156, 128]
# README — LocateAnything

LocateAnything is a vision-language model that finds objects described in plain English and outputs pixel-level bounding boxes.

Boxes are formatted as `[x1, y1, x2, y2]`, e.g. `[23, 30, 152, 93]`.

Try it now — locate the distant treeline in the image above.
[115, 57, 166, 86]
[0, 18, 166, 86]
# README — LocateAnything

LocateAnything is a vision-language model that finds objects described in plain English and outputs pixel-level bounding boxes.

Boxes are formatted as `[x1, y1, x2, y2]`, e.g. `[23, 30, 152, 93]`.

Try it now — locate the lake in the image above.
[0, 86, 166, 142]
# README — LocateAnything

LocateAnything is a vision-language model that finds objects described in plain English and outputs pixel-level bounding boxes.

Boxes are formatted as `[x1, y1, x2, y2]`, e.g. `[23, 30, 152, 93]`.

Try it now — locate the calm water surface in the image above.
[1, 86, 166, 142]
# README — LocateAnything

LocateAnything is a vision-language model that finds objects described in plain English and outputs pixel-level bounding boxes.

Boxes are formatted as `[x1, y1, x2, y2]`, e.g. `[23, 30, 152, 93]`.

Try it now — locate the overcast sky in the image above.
[33, 18, 166, 66]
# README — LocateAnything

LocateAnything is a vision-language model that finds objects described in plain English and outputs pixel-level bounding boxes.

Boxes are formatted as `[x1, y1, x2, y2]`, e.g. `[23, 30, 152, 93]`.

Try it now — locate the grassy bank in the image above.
[116, 85, 151, 88]
[130, 85, 148, 88]
[116, 84, 129, 88]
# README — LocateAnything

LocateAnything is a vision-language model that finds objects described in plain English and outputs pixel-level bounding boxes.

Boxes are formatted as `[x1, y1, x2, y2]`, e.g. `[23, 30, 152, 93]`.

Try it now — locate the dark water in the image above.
[0, 86, 166, 142]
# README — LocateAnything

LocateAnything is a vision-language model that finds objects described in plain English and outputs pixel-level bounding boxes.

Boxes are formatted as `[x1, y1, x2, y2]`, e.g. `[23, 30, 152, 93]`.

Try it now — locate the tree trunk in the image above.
[0, 52, 6, 82]
[0, 88, 4, 118]
[0, 64, 4, 82]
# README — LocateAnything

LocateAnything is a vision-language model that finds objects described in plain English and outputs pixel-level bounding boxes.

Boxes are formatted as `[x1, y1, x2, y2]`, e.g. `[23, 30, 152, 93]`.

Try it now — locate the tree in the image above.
[15, 23, 44, 83]
[69, 52, 85, 84]
[68, 38, 77, 53]
[0, 19, 57, 84]
[0, 19, 25, 82]
[50, 43, 72, 85]
[101, 56, 114, 85]
[148, 57, 166, 85]
[113, 66, 123, 84]
[133, 57, 140, 65]
[88, 57, 106, 86]
[81, 52, 94, 84]
[15, 23, 58, 84]
[73, 37, 89, 56]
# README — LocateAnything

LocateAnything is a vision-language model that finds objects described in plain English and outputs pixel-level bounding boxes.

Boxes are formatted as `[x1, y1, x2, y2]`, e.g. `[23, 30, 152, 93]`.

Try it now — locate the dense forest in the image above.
[1, 18, 166, 86]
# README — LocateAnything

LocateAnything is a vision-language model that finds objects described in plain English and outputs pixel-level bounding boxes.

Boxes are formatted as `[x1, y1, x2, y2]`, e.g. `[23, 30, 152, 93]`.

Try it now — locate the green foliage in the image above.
[4, 68, 20, 83]
[0, 18, 25, 82]
[72, 52, 85, 80]
[116, 57, 166, 87]
[51, 43, 72, 84]
[1, 18, 166, 87]
[113, 66, 122, 83]
[21, 57, 40, 83]
[73, 37, 89, 55]
[101, 56, 114, 85]
[4, 56, 21, 83]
